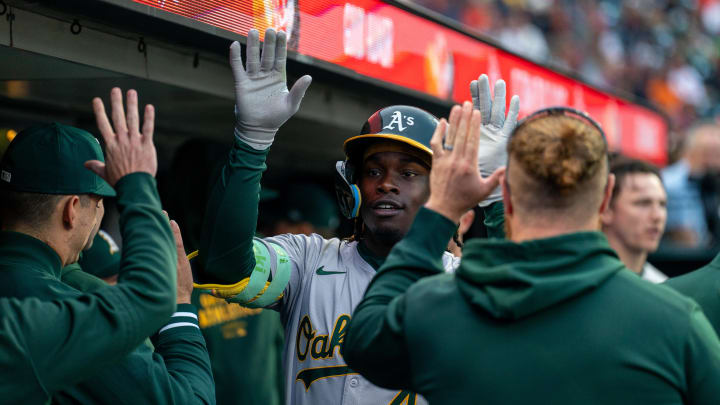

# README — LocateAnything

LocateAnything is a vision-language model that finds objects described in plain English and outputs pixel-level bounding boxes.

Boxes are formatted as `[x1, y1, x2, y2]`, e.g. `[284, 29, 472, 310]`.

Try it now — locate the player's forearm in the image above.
[344, 207, 456, 388]
[114, 173, 177, 338]
[198, 137, 269, 284]
[342, 292, 413, 389]
[43, 305, 215, 404]
[148, 304, 215, 404]
[0, 294, 160, 402]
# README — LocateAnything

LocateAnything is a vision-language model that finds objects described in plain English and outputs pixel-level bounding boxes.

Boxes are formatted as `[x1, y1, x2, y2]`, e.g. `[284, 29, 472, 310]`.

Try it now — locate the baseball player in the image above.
[194, 28, 518, 405]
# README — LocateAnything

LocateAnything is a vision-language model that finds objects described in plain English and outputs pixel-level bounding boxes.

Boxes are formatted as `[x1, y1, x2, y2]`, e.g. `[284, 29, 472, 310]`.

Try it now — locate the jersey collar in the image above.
[357, 241, 385, 271]
[0, 231, 64, 279]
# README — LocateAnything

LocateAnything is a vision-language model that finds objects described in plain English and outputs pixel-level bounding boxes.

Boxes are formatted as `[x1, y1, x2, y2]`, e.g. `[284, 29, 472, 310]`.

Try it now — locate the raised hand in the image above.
[85, 88, 157, 186]
[231, 28, 312, 149]
[448, 209, 475, 257]
[425, 101, 503, 223]
[169, 218, 193, 305]
[470, 74, 519, 206]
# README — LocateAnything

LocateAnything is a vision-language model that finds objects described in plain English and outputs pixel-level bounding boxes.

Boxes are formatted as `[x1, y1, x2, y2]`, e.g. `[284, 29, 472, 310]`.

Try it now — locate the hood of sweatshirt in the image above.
[455, 231, 625, 320]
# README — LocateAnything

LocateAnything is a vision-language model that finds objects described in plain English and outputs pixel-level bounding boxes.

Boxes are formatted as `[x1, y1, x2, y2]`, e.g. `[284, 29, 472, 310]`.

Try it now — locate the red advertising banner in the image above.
[132, 0, 668, 164]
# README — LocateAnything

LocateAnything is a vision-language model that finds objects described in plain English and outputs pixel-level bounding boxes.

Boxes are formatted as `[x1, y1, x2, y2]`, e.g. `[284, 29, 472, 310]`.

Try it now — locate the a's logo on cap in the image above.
[382, 111, 415, 132]
[98, 230, 119, 255]
[1, 170, 11, 183]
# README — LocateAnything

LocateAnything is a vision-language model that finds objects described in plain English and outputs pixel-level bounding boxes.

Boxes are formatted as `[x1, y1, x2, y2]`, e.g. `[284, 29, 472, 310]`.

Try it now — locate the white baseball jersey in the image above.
[255, 233, 459, 405]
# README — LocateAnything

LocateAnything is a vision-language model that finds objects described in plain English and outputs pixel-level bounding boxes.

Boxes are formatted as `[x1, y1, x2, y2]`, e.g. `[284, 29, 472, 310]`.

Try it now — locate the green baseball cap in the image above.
[79, 230, 121, 278]
[0, 123, 115, 197]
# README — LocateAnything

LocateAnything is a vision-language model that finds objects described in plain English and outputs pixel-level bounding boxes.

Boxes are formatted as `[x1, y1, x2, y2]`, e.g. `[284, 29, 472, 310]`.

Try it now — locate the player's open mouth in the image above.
[372, 200, 403, 217]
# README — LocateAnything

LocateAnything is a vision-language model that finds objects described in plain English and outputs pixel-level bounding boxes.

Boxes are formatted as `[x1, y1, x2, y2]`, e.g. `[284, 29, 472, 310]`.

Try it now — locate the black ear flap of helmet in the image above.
[334, 161, 361, 219]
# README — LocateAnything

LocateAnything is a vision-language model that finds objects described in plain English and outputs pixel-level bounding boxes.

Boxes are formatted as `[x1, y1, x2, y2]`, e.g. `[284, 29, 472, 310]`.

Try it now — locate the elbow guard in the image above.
[192, 239, 291, 308]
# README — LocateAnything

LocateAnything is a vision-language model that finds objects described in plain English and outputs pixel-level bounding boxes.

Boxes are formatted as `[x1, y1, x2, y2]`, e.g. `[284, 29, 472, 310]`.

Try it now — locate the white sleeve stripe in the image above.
[171, 312, 198, 319]
[159, 322, 200, 334]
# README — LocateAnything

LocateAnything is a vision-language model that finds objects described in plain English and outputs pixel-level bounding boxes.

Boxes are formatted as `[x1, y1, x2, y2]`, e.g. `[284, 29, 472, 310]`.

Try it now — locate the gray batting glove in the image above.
[231, 28, 312, 150]
[470, 74, 520, 207]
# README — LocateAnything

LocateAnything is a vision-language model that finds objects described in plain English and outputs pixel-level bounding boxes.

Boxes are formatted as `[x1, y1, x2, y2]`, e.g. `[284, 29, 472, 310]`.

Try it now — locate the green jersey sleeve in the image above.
[195, 138, 291, 307]
[198, 137, 268, 285]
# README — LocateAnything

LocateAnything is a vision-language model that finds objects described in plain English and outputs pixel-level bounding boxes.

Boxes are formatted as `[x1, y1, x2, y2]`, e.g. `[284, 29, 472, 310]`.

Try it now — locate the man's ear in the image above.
[600, 204, 613, 227]
[599, 174, 616, 217]
[501, 169, 513, 217]
[61, 195, 81, 230]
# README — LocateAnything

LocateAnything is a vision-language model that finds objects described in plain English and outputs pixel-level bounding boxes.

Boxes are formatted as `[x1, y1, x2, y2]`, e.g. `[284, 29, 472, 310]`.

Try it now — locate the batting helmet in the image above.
[334, 105, 438, 219]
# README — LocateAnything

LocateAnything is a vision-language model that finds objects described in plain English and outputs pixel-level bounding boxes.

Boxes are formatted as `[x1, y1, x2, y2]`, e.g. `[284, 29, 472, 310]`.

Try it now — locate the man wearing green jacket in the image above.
[0, 219, 187, 403]
[0, 88, 214, 404]
[343, 106, 720, 404]
[0, 118, 184, 402]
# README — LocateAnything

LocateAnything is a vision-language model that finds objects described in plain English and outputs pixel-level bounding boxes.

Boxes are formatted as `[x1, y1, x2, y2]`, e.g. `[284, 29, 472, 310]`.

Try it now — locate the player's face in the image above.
[603, 173, 666, 254]
[358, 151, 430, 244]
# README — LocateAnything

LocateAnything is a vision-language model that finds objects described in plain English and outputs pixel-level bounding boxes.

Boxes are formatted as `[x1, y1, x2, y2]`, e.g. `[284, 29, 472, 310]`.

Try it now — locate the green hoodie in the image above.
[343, 207, 720, 404]
[666, 253, 720, 335]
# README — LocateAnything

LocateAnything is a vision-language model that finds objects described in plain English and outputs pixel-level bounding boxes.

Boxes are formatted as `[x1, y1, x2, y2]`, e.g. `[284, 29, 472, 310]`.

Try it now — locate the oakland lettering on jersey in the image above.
[293, 310, 420, 404]
[296, 314, 350, 361]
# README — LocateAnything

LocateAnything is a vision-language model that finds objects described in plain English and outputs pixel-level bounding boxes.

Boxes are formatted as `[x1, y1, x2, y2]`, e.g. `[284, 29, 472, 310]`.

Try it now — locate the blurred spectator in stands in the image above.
[601, 157, 668, 282]
[412, 0, 720, 133]
[662, 121, 720, 247]
[496, 10, 549, 62]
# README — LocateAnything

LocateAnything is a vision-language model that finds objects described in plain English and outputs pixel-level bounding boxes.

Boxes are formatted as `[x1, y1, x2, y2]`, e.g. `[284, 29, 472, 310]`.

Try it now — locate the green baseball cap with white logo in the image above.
[79, 230, 121, 278]
[0, 123, 115, 197]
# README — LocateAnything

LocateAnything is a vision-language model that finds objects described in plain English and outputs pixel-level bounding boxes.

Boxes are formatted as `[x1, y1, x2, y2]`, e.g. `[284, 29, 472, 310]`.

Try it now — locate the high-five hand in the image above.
[470, 74, 519, 206]
[169, 217, 193, 305]
[85, 88, 157, 186]
[424, 101, 503, 223]
[231, 28, 312, 150]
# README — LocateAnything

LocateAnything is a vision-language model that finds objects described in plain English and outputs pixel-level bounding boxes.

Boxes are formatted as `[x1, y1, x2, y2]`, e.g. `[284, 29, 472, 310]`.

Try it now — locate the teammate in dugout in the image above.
[341, 107, 720, 404]
[0, 91, 214, 404]
[0, 118, 184, 403]
[193, 28, 518, 405]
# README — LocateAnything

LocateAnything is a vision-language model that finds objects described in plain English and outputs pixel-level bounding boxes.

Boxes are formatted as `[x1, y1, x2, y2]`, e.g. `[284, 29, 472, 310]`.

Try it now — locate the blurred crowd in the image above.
[414, 0, 720, 251]
[414, 0, 720, 134]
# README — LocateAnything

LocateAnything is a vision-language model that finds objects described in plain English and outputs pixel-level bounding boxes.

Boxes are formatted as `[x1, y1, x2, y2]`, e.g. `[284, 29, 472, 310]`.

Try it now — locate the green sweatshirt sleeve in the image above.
[0, 173, 177, 403]
[145, 304, 216, 404]
[198, 138, 269, 284]
[684, 305, 720, 404]
[665, 251, 720, 335]
[342, 207, 456, 390]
